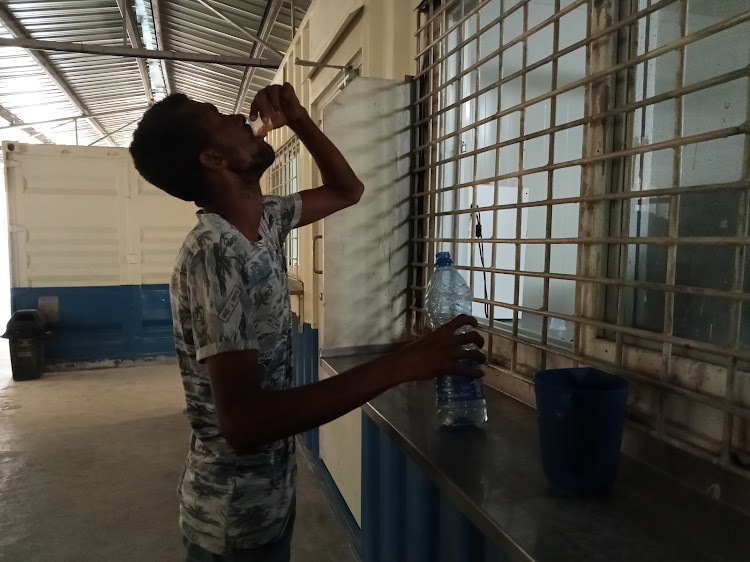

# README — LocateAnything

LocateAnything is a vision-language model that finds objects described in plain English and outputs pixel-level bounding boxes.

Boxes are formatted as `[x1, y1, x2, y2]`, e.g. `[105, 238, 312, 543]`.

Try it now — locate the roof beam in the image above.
[149, 0, 173, 95]
[0, 104, 53, 144]
[194, 0, 285, 63]
[116, 0, 154, 105]
[87, 116, 142, 147]
[0, 37, 280, 67]
[0, 106, 151, 133]
[0, 3, 116, 147]
[233, 0, 285, 114]
[291, 0, 296, 41]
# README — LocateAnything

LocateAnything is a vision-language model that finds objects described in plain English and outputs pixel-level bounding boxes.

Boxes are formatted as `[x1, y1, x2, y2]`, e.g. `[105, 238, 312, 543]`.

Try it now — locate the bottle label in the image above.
[436, 372, 485, 404]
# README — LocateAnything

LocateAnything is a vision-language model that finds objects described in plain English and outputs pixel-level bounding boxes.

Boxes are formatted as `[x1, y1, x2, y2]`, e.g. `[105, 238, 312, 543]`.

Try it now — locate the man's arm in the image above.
[206, 316, 485, 452]
[250, 83, 364, 227]
[290, 114, 364, 227]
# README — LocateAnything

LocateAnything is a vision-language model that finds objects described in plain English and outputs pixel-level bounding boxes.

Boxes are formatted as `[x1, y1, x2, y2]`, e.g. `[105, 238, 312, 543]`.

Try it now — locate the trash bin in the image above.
[2, 310, 51, 381]
[534, 367, 628, 495]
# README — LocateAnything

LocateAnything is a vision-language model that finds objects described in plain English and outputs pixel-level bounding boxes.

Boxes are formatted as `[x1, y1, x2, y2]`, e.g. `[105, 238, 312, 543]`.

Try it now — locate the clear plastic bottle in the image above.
[425, 251, 488, 427]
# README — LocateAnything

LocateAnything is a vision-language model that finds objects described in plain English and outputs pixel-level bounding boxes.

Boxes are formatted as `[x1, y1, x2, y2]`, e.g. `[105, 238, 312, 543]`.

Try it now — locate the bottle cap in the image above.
[436, 252, 452, 266]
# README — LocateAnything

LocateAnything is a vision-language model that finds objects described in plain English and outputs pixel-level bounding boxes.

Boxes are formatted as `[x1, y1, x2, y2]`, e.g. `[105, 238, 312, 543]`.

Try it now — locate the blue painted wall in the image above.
[292, 316, 320, 456]
[11, 284, 175, 364]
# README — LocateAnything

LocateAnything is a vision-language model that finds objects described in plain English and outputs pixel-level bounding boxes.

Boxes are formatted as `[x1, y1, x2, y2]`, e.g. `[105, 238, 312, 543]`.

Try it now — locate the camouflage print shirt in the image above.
[170, 194, 302, 555]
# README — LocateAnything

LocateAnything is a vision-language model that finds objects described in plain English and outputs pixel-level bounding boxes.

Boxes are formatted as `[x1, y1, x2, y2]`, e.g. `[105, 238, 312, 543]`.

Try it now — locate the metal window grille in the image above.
[268, 137, 301, 279]
[410, 0, 750, 476]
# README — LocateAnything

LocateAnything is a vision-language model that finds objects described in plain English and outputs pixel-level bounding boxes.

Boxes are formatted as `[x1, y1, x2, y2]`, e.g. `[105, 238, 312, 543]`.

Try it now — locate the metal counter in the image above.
[323, 353, 750, 562]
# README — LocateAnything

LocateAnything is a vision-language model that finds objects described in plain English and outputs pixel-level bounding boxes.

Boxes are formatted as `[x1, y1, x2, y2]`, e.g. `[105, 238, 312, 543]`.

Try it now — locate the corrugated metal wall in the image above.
[292, 314, 320, 454]
[362, 414, 506, 562]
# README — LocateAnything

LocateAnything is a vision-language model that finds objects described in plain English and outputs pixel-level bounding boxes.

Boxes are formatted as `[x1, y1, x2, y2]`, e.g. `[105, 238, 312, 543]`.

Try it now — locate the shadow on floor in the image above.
[0, 366, 357, 562]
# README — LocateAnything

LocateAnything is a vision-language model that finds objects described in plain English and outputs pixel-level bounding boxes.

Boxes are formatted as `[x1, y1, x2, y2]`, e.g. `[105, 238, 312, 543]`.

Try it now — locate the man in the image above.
[129, 83, 485, 561]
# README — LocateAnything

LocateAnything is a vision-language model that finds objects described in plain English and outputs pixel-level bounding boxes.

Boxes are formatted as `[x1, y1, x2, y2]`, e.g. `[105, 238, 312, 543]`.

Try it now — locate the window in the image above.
[268, 137, 301, 279]
[411, 0, 749, 474]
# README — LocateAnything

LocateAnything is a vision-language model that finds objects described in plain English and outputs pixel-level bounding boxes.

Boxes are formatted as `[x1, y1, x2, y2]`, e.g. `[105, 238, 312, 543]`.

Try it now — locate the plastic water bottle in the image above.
[425, 251, 487, 427]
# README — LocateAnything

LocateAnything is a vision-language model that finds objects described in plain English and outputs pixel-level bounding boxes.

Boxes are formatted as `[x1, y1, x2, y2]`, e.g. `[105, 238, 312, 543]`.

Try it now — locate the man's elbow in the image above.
[223, 427, 267, 453]
[219, 415, 268, 452]
[345, 180, 364, 206]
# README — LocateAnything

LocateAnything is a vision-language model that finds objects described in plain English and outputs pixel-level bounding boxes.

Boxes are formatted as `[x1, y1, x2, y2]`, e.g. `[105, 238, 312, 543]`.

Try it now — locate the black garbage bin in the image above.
[2, 310, 50, 381]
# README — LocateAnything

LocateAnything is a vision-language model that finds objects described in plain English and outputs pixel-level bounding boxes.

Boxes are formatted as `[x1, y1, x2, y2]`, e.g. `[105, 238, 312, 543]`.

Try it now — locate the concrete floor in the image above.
[0, 363, 357, 562]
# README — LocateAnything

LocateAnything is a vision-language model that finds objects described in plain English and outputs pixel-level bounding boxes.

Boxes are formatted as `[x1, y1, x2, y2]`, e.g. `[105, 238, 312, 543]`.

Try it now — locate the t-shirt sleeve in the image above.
[264, 193, 302, 246]
[187, 242, 259, 362]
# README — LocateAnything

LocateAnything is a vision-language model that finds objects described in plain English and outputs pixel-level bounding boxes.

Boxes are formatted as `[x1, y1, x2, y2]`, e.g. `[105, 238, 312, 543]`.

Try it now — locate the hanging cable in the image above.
[473, 205, 490, 319]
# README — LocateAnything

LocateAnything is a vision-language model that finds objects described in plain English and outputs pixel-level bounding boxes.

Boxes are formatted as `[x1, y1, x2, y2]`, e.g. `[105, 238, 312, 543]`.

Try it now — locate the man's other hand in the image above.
[397, 314, 487, 382]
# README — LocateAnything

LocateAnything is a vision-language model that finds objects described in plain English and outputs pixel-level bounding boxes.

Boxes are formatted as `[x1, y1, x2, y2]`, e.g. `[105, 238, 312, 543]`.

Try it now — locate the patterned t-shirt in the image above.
[170, 194, 302, 554]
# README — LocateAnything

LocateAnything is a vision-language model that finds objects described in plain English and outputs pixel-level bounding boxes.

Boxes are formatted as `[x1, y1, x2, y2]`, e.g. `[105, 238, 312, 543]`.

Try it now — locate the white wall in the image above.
[2, 142, 198, 364]
[265, 0, 418, 329]
[4, 143, 197, 290]
[320, 78, 412, 350]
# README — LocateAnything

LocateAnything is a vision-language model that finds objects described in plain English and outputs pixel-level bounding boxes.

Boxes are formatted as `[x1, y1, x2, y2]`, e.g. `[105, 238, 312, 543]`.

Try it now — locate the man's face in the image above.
[186, 101, 275, 180]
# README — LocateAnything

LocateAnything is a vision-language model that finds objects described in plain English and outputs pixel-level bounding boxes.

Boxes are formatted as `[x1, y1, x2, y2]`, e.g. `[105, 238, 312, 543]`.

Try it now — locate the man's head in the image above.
[129, 94, 275, 206]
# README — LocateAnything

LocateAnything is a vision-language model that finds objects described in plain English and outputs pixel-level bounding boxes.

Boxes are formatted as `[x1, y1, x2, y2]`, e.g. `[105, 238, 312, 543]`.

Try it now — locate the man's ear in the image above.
[199, 148, 226, 172]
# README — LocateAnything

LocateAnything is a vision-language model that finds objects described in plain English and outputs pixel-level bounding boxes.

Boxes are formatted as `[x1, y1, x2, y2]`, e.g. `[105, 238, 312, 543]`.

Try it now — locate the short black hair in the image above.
[129, 93, 210, 206]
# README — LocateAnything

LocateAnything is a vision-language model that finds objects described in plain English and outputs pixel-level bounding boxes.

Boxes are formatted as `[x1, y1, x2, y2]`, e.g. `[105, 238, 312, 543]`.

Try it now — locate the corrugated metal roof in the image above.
[0, 22, 101, 146]
[0, 1, 305, 148]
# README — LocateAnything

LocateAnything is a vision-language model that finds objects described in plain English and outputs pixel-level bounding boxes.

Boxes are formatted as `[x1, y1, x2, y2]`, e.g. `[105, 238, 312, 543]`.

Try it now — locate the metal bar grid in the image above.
[411, 0, 448, 333]
[410, 294, 750, 372]
[412, 0, 676, 117]
[511, 0, 530, 376]
[416, 0, 526, 73]
[413, 234, 750, 245]
[411, 61, 750, 176]
[615, 0, 643, 368]
[539, 0, 562, 371]
[410, 284, 750, 363]
[415, 0, 461, 40]
[411, 8, 750, 152]
[655, 0, 687, 441]
[470, 2, 481, 324]
[411, 178, 750, 220]
[425, 0, 446, 312]
[410, 260, 750, 303]
[409, 0, 750, 476]
[415, 0, 585, 95]
[722, 23, 750, 466]
[477, 330, 750, 422]
[413, 123, 748, 198]
[481, 358, 750, 482]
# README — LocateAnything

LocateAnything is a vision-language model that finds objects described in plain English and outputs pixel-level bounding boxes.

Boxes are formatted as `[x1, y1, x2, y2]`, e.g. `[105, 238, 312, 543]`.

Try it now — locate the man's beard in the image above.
[253, 142, 276, 174]
[229, 142, 276, 181]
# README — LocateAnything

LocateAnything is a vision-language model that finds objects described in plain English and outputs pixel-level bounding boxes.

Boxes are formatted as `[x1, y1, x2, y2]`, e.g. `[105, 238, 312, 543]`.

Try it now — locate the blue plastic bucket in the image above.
[534, 368, 628, 495]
